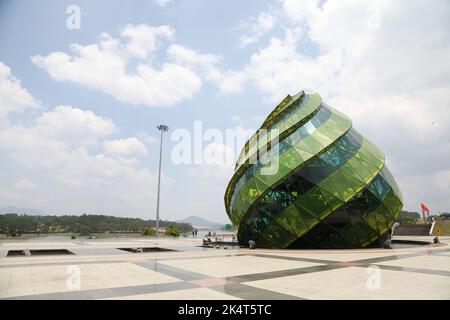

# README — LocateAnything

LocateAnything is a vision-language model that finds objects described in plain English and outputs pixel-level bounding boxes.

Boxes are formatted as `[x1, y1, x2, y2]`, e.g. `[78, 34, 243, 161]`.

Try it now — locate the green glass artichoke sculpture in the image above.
[225, 91, 403, 248]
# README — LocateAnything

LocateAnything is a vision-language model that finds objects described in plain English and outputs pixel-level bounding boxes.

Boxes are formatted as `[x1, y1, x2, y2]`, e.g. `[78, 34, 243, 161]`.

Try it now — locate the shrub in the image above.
[165, 225, 180, 237]
[79, 226, 92, 236]
[142, 228, 156, 236]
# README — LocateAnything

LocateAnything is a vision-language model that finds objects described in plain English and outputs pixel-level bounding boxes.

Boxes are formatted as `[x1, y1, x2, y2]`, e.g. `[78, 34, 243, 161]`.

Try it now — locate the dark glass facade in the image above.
[224, 91, 403, 249]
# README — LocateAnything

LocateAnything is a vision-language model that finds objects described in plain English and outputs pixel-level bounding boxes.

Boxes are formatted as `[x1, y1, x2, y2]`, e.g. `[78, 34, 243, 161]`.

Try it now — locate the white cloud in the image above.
[0, 186, 48, 206]
[37, 105, 116, 146]
[31, 25, 202, 107]
[214, 70, 249, 95]
[0, 62, 39, 120]
[103, 137, 148, 158]
[154, 0, 171, 7]
[166, 43, 225, 85]
[0, 105, 116, 168]
[167, 44, 221, 68]
[238, 11, 276, 47]
[121, 24, 174, 59]
[165, 43, 258, 98]
[282, 0, 321, 24]
[434, 170, 450, 190]
[13, 178, 40, 191]
[138, 132, 159, 145]
[231, 115, 242, 123]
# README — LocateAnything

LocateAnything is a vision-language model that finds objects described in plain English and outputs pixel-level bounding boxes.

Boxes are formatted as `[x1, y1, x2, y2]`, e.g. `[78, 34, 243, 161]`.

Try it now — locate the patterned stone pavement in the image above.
[0, 236, 449, 300]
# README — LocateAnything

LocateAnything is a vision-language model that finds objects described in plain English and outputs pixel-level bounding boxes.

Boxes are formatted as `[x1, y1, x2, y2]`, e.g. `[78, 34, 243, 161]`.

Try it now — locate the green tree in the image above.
[164, 225, 180, 237]
[398, 211, 420, 224]
[142, 228, 156, 236]
[78, 226, 92, 236]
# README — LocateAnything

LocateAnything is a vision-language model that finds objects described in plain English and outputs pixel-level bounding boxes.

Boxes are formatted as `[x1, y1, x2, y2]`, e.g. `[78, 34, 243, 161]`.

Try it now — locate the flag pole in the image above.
[421, 207, 426, 223]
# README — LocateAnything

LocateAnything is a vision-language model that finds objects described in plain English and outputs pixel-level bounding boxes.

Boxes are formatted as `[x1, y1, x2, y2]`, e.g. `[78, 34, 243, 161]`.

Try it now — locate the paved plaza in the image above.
[0, 236, 449, 300]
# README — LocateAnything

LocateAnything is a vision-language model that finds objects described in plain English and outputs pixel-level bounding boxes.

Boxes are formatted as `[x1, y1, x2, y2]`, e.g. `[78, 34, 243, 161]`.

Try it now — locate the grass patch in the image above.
[432, 221, 450, 236]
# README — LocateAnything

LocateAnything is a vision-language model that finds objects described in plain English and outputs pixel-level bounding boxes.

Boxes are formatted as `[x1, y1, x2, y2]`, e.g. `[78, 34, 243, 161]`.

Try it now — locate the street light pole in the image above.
[156, 124, 169, 236]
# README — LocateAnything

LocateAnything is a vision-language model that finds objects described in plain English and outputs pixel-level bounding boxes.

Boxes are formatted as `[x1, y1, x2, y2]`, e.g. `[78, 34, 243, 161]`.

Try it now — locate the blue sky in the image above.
[0, 0, 449, 223]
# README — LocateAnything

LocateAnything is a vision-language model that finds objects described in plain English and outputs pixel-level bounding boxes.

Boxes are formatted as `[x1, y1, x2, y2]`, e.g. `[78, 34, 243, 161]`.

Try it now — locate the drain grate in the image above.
[7, 249, 75, 257]
[117, 247, 178, 253]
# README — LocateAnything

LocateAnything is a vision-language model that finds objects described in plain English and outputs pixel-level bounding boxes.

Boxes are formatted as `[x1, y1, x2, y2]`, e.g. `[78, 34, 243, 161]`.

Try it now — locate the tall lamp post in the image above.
[156, 125, 169, 236]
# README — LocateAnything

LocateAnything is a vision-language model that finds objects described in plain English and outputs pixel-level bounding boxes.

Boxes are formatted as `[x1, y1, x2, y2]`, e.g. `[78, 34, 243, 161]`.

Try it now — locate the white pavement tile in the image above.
[377, 255, 450, 272]
[159, 255, 323, 278]
[244, 267, 450, 300]
[0, 262, 180, 298]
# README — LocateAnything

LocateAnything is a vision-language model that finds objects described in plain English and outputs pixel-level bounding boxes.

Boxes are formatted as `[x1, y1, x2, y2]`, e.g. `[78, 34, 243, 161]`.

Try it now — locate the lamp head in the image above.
[157, 125, 169, 132]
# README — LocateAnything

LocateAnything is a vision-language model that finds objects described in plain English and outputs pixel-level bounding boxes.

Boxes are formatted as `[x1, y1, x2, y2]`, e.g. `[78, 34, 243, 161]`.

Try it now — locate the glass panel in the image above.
[266, 222, 297, 248]
[276, 207, 308, 237]
[319, 188, 344, 211]
[380, 166, 403, 202]
[347, 160, 372, 183]
[339, 165, 365, 184]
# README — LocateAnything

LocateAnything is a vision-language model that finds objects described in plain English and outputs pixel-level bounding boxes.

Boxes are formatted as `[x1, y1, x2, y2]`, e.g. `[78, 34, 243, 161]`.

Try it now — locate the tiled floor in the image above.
[158, 255, 323, 278]
[377, 255, 450, 272]
[243, 266, 450, 300]
[0, 236, 449, 300]
[0, 262, 180, 298]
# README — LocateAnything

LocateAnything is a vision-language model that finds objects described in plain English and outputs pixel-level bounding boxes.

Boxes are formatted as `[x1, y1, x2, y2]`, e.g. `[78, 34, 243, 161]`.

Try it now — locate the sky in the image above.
[0, 0, 449, 223]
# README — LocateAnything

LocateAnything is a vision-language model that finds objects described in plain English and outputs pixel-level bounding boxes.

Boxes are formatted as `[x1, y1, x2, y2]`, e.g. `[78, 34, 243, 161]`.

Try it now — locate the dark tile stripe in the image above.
[352, 248, 450, 264]
[247, 252, 338, 264]
[134, 261, 207, 281]
[369, 264, 450, 278]
[210, 283, 305, 300]
[226, 264, 346, 283]
[5, 281, 199, 300]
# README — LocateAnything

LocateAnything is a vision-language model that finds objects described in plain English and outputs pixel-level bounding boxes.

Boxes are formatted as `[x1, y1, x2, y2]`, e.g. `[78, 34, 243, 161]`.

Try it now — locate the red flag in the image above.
[421, 203, 430, 215]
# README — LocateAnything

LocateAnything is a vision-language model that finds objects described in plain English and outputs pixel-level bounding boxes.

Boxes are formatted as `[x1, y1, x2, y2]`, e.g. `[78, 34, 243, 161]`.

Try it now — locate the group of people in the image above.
[193, 229, 218, 239]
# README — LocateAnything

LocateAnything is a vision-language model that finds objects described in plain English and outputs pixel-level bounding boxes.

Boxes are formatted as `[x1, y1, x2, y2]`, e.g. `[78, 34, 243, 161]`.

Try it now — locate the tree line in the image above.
[0, 213, 192, 235]
[398, 210, 421, 224]
[398, 210, 450, 224]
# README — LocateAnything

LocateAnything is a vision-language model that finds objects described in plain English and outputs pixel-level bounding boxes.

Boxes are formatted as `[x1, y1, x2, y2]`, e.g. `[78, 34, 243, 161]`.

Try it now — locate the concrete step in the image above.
[393, 223, 434, 236]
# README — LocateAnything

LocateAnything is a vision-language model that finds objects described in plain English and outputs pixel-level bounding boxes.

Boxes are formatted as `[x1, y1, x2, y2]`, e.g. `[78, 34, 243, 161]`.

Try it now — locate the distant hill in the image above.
[0, 206, 46, 215]
[177, 216, 223, 228]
